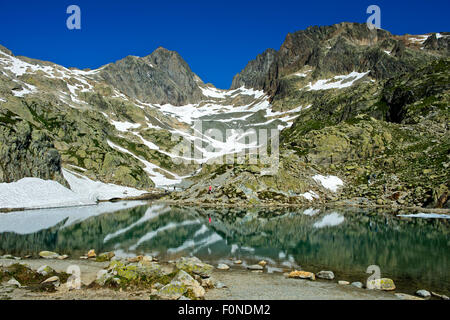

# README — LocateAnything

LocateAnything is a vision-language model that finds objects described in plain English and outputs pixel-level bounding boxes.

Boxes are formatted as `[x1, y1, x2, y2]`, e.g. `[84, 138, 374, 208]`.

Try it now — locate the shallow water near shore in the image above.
[0, 202, 449, 296]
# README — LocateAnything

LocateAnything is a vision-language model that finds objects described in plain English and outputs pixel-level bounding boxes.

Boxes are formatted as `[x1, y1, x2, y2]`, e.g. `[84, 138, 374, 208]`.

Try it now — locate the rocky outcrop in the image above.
[99, 47, 204, 105]
[230, 22, 445, 97]
[230, 48, 277, 90]
[0, 115, 68, 187]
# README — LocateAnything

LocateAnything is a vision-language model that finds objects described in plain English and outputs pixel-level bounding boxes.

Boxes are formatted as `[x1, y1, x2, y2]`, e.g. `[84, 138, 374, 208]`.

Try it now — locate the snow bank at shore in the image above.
[0, 169, 147, 211]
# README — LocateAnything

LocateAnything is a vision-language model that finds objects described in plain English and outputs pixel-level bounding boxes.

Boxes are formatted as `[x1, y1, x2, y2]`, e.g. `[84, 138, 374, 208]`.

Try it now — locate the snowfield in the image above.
[305, 71, 370, 91]
[0, 169, 148, 211]
[312, 175, 344, 192]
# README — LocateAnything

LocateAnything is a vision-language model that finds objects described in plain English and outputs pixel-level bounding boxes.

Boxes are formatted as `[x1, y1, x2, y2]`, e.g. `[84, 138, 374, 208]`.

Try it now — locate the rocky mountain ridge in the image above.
[0, 22, 449, 208]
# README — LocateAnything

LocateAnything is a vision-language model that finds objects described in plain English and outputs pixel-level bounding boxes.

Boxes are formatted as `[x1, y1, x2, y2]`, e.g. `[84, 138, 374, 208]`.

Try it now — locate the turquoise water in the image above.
[0, 202, 448, 295]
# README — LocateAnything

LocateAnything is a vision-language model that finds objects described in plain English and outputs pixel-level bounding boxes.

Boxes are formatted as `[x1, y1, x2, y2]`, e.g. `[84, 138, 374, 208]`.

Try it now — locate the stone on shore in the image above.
[366, 278, 396, 291]
[215, 281, 227, 289]
[395, 293, 424, 300]
[234, 260, 242, 265]
[431, 292, 449, 300]
[127, 255, 143, 263]
[175, 257, 214, 278]
[258, 260, 267, 267]
[96, 252, 115, 262]
[87, 249, 96, 259]
[288, 270, 316, 281]
[201, 278, 215, 289]
[217, 264, 230, 270]
[37, 265, 54, 276]
[172, 270, 205, 298]
[6, 278, 21, 288]
[57, 254, 69, 260]
[316, 270, 335, 280]
[416, 289, 431, 298]
[351, 281, 363, 288]
[39, 251, 60, 259]
[42, 276, 60, 287]
[247, 264, 264, 271]
[338, 280, 350, 285]
[155, 281, 187, 300]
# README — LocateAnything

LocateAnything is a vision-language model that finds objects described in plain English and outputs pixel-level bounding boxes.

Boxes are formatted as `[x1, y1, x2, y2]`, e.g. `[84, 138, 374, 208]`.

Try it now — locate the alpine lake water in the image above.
[0, 201, 448, 296]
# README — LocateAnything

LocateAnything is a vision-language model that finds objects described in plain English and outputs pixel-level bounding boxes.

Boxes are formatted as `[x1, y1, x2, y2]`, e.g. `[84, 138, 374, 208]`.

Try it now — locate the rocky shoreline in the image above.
[1, 251, 448, 300]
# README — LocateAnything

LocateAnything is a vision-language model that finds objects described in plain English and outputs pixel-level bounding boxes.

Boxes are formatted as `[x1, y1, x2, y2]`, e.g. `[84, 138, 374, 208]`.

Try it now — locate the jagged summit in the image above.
[231, 22, 449, 95]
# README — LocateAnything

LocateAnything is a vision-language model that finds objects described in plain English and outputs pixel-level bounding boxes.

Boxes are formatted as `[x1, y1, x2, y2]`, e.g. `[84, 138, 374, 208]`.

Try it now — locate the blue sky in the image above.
[0, 0, 449, 88]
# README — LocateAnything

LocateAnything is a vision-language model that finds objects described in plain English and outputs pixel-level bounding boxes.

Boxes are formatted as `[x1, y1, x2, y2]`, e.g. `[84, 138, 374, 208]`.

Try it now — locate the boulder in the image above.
[175, 257, 214, 278]
[366, 278, 396, 290]
[172, 270, 205, 299]
[156, 281, 188, 300]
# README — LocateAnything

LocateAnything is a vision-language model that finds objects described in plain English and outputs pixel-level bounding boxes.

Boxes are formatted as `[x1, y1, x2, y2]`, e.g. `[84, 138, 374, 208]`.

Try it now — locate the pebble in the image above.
[338, 280, 350, 285]
[416, 289, 431, 298]
[258, 260, 267, 267]
[234, 260, 242, 265]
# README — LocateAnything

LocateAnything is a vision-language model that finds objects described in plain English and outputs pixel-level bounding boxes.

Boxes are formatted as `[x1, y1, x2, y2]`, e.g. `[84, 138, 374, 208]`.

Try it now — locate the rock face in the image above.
[0, 118, 68, 187]
[99, 47, 204, 106]
[231, 48, 277, 90]
[230, 22, 447, 96]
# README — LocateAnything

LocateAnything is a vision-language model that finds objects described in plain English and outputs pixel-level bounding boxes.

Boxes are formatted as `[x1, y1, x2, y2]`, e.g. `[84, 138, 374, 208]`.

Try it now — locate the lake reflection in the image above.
[0, 202, 449, 295]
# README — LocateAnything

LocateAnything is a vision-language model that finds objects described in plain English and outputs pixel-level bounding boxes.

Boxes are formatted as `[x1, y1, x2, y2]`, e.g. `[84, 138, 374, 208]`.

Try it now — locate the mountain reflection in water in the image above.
[0, 202, 448, 295]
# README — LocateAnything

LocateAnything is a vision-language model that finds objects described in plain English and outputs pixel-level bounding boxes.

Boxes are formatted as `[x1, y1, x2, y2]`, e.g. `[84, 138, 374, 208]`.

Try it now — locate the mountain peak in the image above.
[99, 47, 203, 105]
